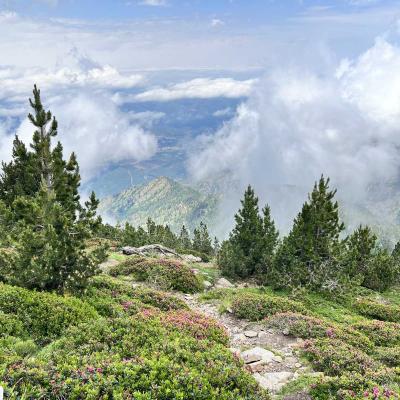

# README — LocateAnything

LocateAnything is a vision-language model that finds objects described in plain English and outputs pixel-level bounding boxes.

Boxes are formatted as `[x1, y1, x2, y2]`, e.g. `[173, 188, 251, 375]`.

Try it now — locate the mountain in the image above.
[99, 176, 218, 233]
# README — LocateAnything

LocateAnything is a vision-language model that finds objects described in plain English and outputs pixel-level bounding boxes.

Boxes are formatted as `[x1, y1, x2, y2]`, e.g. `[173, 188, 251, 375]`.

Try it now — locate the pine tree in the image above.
[218, 186, 278, 278]
[272, 176, 345, 287]
[179, 225, 192, 250]
[213, 236, 220, 256]
[0, 86, 103, 293]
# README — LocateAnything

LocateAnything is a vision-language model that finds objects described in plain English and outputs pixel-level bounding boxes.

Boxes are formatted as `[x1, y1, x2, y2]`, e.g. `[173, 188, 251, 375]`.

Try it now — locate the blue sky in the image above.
[1, 0, 400, 206]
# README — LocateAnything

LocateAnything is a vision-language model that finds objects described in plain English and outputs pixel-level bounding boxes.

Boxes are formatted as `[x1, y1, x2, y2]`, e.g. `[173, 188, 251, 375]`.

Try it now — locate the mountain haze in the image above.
[99, 176, 218, 233]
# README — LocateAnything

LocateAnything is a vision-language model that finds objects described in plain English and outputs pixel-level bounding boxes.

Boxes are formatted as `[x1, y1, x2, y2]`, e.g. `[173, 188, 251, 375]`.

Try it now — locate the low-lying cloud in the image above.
[188, 37, 400, 234]
[132, 78, 256, 102]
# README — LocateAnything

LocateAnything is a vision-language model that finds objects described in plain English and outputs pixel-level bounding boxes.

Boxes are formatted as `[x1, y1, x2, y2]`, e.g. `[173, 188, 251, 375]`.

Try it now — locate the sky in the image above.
[2, 0, 400, 233]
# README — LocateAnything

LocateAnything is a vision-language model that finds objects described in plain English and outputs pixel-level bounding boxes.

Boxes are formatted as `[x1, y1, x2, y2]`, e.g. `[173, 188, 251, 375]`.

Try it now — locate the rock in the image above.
[295, 362, 302, 368]
[121, 244, 183, 258]
[214, 277, 234, 289]
[254, 371, 293, 393]
[244, 330, 258, 338]
[267, 329, 274, 334]
[247, 361, 265, 373]
[203, 280, 212, 289]
[182, 254, 202, 263]
[241, 347, 276, 364]
[191, 268, 200, 275]
[274, 355, 283, 363]
[283, 328, 290, 336]
[226, 307, 233, 314]
[184, 294, 193, 300]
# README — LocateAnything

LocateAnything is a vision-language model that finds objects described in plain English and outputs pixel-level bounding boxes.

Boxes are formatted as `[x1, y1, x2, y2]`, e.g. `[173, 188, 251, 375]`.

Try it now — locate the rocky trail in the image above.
[180, 289, 317, 398]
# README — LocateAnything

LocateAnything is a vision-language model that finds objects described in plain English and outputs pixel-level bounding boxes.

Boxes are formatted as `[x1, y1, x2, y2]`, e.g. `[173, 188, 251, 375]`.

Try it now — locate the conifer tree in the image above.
[272, 176, 345, 287]
[179, 225, 192, 250]
[218, 185, 278, 278]
[0, 86, 103, 293]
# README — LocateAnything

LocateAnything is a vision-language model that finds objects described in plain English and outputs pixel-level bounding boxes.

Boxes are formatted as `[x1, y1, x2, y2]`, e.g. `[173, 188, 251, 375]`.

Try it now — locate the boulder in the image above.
[182, 254, 202, 263]
[241, 347, 276, 364]
[254, 371, 293, 393]
[244, 330, 258, 338]
[214, 277, 234, 289]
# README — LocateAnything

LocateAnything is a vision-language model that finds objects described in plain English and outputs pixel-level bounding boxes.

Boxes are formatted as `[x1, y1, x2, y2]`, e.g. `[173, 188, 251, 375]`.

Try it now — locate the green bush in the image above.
[354, 298, 400, 322]
[1, 316, 269, 399]
[303, 338, 375, 376]
[375, 346, 400, 367]
[231, 292, 306, 321]
[0, 283, 99, 343]
[84, 275, 188, 315]
[161, 310, 228, 345]
[0, 312, 27, 338]
[109, 257, 203, 293]
[352, 320, 400, 346]
[309, 370, 399, 399]
[265, 312, 372, 351]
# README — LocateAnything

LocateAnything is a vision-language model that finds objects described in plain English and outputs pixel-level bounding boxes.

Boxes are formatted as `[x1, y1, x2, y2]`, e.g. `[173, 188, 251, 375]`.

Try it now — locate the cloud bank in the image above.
[188, 37, 400, 232]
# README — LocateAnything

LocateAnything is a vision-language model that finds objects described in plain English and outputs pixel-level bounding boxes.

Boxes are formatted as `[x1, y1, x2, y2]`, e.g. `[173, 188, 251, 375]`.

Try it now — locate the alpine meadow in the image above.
[1, 1, 400, 399]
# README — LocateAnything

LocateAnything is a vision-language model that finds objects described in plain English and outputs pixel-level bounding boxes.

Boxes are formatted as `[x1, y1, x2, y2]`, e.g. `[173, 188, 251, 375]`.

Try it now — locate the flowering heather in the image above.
[162, 310, 229, 345]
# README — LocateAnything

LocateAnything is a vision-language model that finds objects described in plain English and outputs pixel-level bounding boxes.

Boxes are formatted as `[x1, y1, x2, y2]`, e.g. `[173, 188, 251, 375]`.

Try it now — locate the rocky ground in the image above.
[179, 279, 320, 398]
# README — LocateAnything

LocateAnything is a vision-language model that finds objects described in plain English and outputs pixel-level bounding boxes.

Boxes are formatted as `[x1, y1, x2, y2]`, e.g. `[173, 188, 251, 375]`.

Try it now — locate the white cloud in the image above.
[0, 93, 158, 182]
[211, 18, 225, 27]
[213, 107, 233, 117]
[188, 37, 400, 230]
[133, 78, 256, 102]
[139, 0, 167, 6]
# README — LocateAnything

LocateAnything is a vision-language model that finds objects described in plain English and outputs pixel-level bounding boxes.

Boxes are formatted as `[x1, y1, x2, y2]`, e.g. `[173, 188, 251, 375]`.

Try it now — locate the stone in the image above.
[295, 362, 302, 368]
[254, 371, 293, 393]
[214, 277, 234, 289]
[273, 355, 283, 363]
[203, 280, 212, 289]
[226, 307, 233, 314]
[182, 254, 202, 263]
[283, 328, 290, 336]
[241, 347, 276, 364]
[267, 329, 274, 334]
[247, 361, 265, 373]
[244, 330, 258, 338]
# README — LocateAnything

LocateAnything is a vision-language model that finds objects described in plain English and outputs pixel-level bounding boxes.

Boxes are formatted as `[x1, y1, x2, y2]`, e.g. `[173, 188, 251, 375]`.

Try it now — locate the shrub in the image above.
[309, 370, 399, 399]
[352, 320, 400, 346]
[109, 257, 203, 293]
[0, 283, 99, 344]
[1, 316, 269, 399]
[84, 275, 188, 315]
[231, 292, 306, 321]
[0, 312, 27, 339]
[354, 298, 400, 322]
[161, 310, 228, 345]
[265, 312, 373, 351]
[303, 338, 375, 376]
[375, 346, 400, 367]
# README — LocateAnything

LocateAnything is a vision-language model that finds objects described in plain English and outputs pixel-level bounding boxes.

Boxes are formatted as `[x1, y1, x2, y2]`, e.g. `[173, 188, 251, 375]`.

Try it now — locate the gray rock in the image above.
[241, 347, 276, 364]
[214, 277, 234, 288]
[203, 280, 212, 289]
[283, 328, 290, 336]
[182, 254, 202, 262]
[254, 371, 293, 393]
[244, 330, 258, 338]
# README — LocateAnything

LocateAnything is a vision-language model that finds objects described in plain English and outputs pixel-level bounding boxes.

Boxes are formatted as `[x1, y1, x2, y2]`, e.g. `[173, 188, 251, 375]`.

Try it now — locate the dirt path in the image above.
[180, 293, 315, 398]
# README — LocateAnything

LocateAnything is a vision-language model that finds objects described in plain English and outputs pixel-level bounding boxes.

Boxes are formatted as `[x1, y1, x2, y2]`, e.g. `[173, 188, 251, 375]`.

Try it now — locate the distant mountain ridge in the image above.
[99, 176, 218, 233]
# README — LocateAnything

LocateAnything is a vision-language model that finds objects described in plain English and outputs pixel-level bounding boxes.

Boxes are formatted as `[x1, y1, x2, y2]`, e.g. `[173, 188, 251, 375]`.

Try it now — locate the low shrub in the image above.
[231, 292, 306, 321]
[375, 346, 400, 367]
[354, 298, 400, 322]
[351, 320, 400, 346]
[309, 370, 399, 399]
[1, 316, 268, 399]
[0, 312, 27, 339]
[109, 257, 203, 293]
[265, 312, 373, 351]
[0, 283, 99, 344]
[303, 338, 375, 376]
[161, 310, 228, 345]
[84, 275, 188, 316]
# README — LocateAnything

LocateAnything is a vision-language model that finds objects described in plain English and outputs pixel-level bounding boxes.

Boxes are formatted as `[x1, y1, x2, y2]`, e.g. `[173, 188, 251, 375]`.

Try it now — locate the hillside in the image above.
[99, 176, 218, 233]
